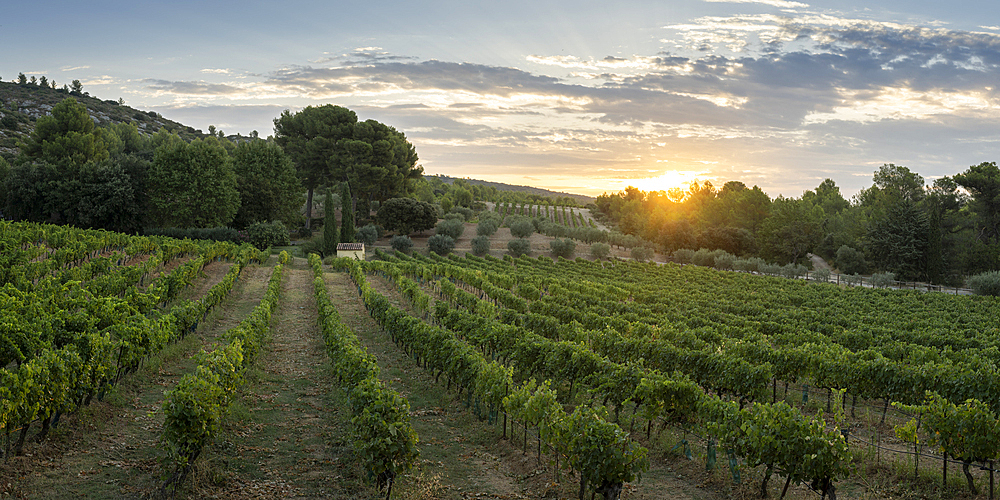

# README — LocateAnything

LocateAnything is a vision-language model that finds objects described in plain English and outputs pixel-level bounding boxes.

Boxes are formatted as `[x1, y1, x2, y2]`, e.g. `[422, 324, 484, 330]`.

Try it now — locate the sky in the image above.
[4, 0, 1000, 198]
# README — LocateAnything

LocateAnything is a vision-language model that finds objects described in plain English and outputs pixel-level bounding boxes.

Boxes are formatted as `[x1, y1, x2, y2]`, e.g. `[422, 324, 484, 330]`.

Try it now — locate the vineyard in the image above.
[4, 220, 1000, 499]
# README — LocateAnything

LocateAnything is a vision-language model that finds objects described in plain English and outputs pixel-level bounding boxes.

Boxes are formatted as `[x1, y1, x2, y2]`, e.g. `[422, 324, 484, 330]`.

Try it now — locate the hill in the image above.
[431, 174, 595, 205]
[0, 80, 206, 160]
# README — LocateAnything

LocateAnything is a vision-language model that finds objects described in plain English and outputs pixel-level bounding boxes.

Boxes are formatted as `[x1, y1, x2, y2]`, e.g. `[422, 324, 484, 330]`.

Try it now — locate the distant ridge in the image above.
[432, 174, 595, 205]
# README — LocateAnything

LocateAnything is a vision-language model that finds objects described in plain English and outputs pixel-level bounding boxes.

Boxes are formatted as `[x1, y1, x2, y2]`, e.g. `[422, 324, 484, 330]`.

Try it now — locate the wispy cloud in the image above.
[702, 0, 809, 9]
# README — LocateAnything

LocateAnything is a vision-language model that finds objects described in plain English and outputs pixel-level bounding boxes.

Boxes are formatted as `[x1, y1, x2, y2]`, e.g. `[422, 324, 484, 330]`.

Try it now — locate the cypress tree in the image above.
[323, 189, 339, 255]
[340, 182, 356, 243]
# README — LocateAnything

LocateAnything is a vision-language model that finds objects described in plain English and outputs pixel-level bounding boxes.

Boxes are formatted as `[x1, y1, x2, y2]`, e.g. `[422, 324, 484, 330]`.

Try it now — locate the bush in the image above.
[672, 248, 695, 264]
[590, 242, 611, 260]
[435, 218, 465, 239]
[760, 263, 782, 276]
[549, 238, 576, 259]
[734, 257, 765, 273]
[471, 236, 491, 256]
[145, 226, 239, 242]
[449, 206, 474, 221]
[356, 224, 379, 246]
[390, 235, 413, 254]
[844, 273, 864, 286]
[780, 263, 807, 279]
[428, 234, 455, 255]
[811, 268, 831, 283]
[507, 238, 531, 257]
[444, 212, 465, 222]
[510, 219, 535, 239]
[630, 246, 654, 262]
[376, 198, 438, 235]
[692, 248, 715, 267]
[712, 251, 736, 270]
[968, 270, 1000, 296]
[477, 220, 499, 236]
[836, 245, 868, 275]
[246, 221, 290, 250]
[870, 272, 896, 288]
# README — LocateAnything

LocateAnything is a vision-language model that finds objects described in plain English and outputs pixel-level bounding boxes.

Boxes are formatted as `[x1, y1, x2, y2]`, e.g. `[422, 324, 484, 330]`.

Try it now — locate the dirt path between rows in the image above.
[194, 258, 361, 499]
[6, 262, 272, 500]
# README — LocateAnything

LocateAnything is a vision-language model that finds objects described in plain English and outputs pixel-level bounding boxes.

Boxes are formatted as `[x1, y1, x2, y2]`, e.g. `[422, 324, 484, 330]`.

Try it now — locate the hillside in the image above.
[0, 80, 205, 160]
[432, 173, 595, 205]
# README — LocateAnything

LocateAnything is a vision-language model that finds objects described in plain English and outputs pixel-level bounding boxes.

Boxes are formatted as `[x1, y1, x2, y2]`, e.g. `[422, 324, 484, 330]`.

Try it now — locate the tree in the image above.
[759, 197, 824, 264]
[70, 79, 84, 94]
[339, 119, 423, 219]
[230, 139, 301, 229]
[39, 76, 48, 88]
[18, 97, 108, 167]
[147, 137, 239, 227]
[322, 189, 339, 256]
[340, 182, 356, 243]
[17, 73, 27, 85]
[273, 105, 357, 228]
[866, 201, 929, 280]
[955, 162, 1000, 245]
[376, 197, 438, 235]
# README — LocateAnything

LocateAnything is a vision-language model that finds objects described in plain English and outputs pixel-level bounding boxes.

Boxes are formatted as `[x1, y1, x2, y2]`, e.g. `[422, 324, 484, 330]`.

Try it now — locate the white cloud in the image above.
[702, 0, 808, 9]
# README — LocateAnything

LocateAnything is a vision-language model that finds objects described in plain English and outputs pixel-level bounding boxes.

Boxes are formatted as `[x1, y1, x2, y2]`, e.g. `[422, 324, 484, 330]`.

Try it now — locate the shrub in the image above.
[672, 248, 695, 264]
[549, 238, 576, 259]
[844, 273, 864, 286]
[449, 206, 474, 221]
[811, 268, 831, 283]
[630, 246, 654, 262]
[390, 235, 413, 254]
[428, 234, 455, 255]
[510, 219, 535, 239]
[507, 238, 531, 257]
[760, 263, 782, 276]
[246, 221, 289, 250]
[968, 270, 1000, 296]
[870, 272, 896, 288]
[435, 218, 465, 239]
[590, 242, 611, 260]
[471, 236, 491, 256]
[692, 248, 715, 267]
[712, 251, 736, 270]
[444, 212, 465, 222]
[356, 224, 379, 246]
[836, 245, 868, 275]
[477, 220, 499, 236]
[780, 263, 808, 279]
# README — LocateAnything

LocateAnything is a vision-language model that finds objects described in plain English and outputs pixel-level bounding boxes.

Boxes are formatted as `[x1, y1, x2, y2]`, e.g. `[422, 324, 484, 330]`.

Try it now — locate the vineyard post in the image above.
[943, 452, 947, 487]
[989, 460, 994, 500]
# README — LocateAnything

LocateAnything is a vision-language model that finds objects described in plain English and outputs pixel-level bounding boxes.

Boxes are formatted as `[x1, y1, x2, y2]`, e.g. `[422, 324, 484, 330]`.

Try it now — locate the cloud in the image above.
[61, 65, 91, 72]
[143, 79, 247, 96]
[702, 0, 809, 9]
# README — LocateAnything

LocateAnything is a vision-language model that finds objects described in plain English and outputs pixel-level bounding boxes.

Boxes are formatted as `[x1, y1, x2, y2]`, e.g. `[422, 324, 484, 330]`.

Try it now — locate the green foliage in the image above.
[245, 221, 289, 250]
[340, 182, 355, 243]
[435, 218, 465, 239]
[968, 270, 1000, 296]
[145, 226, 238, 242]
[507, 238, 531, 257]
[955, 162, 1000, 246]
[390, 235, 413, 254]
[672, 248, 694, 263]
[471, 235, 491, 256]
[590, 242, 611, 260]
[376, 197, 438, 235]
[869, 272, 895, 288]
[835, 245, 867, 275]
[356, 224, 379, 246]
[630, 246, 654, 262]
[148, 137, 239, 228]
[231, 139, 302, 229]
[428, 234, 455, 255]
[549, 238, 576, 259]
[509, 219, 535, 239]
[477, 219, 499, 236]
[322, 190, 339, 256]
[18, 97, 109, 167]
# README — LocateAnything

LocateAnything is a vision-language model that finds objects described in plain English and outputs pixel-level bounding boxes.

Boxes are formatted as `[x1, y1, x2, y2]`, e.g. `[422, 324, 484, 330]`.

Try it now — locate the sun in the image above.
[629, 170, 701, 194]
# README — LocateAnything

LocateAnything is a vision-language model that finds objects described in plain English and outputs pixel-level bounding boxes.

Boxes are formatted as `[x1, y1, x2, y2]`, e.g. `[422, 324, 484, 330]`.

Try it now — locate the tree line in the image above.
[0, 98, 424, 244]
[595, 163, 1000, 284]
